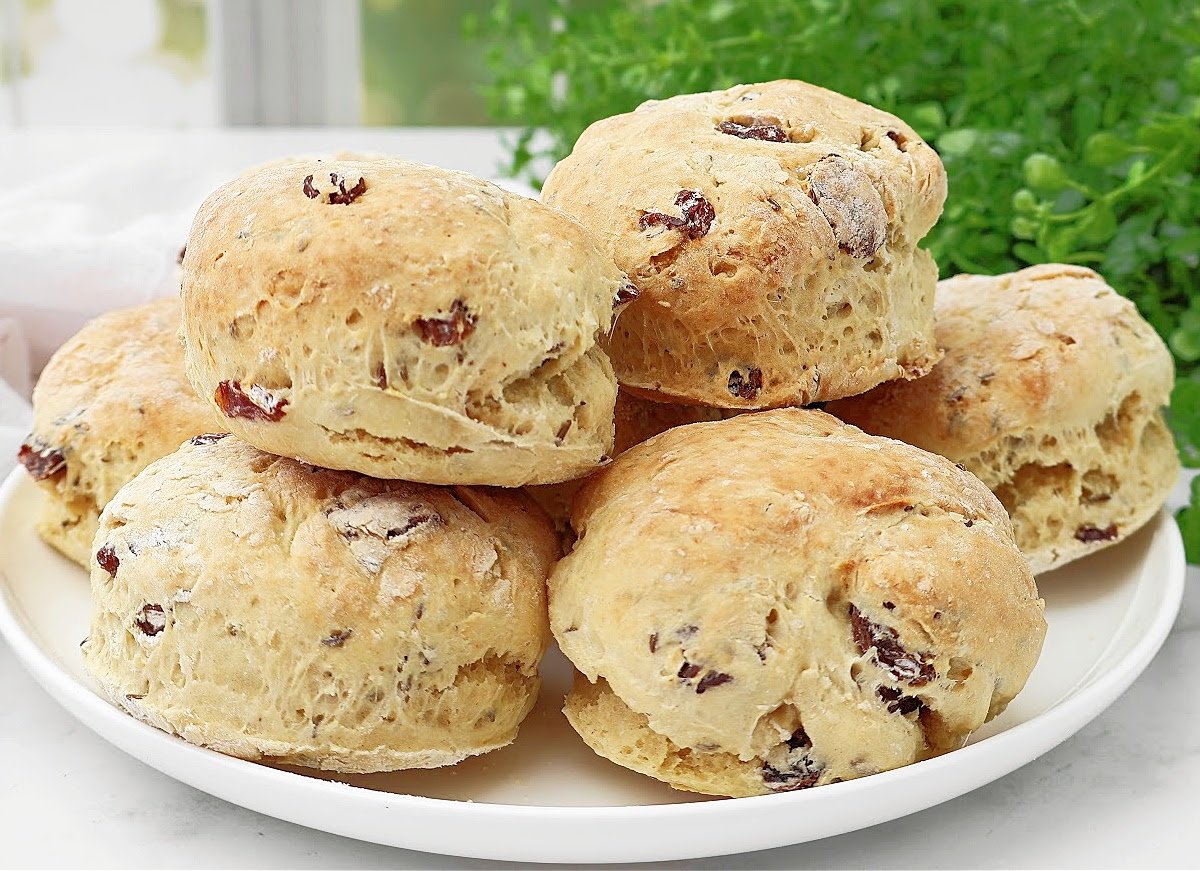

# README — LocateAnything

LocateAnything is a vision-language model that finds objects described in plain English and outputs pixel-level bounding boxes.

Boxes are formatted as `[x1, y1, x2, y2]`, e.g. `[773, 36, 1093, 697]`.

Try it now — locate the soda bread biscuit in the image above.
[828, 265, 1179, 573]
[541, 79, 946, 409]
[17, 298, 219, 566]
[181, 156, 626, 486]
[526, 389, 726, 529]
[82, 435, 556, 773]
[550, 409, 1045, 796]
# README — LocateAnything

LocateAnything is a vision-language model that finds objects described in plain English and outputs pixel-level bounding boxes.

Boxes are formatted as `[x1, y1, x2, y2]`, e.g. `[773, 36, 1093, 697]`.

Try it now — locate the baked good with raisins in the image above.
[828, 264, 1178, 574]
[181, 156, 626, 486]
[18, 297, 220, 567]
[526, 388, 728, 530]
[82, 435, 555, 773]
[550, 409, 1045, 797]
[541, 79, 946, 409]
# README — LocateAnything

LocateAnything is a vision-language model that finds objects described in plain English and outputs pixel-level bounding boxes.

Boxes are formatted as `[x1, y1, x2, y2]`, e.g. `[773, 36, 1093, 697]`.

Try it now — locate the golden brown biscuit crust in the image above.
[543, 80, 946, 408]
[20, 298, 219, 565]
[828, 265, 1179, 572]
[182, 156, 625, 486]
[82, 436, 557, 773]
[550, 409, 1045, 796]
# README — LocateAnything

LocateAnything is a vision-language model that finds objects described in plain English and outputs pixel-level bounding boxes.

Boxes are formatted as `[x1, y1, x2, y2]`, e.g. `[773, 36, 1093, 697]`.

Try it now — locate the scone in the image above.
[828, 264, 1178, 574]
[82, 435, 556, 773]
[541, 79, 946, 409]
[525, 389, 726, 529]
[550, 410, 1045, 797]
[181, 155, 628, 486]
[17, 298, 219, 566]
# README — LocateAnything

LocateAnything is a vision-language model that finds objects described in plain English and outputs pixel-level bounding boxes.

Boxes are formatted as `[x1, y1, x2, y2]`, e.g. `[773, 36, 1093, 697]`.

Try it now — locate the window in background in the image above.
[359, 0, 493, 125]
[0, 0, 213, 127]
[0, 0, 511, 128]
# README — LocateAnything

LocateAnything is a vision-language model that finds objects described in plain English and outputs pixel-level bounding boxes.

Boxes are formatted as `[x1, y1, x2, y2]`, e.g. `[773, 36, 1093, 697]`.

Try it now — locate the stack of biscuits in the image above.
[18, 80, 1176, 797]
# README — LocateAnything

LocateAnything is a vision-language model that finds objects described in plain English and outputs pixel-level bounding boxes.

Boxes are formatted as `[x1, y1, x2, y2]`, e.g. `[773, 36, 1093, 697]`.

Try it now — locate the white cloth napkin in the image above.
[0, 145, 225, 477]
[0, 149, 206, 383]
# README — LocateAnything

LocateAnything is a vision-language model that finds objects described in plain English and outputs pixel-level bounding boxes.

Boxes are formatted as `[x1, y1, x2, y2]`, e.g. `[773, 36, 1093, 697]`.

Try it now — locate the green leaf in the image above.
[1077, 202, 1118, 246]
[1011, 188, 1038, 212]
[1171, 380, 1200, 465]
[1186, 56, 1200, 93]
[1010, 216, 1039, 239]
[1084, 132, 1130, 167]
[1176, 488, 1200, 562]
[936, 128, 980, 157]
[1023, 153, 1069, 192]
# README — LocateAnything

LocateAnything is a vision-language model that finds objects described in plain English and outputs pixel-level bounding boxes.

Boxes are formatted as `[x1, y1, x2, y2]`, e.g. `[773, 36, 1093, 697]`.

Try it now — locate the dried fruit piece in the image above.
[677, 661, 702, 680]
[877, 685, 924, 715]
[135, 604, 167, 637]
[214, 381, 288, 422]
[302, 172, 367, 205]
[322, 629, 353, 647]
[96, 544, 119, 576]
[188, 432, 229, 447]
[848, 603, 935, 685]
[1075, 523, 1118, 543]
[762, 728, 823, 791]
[718, 119, 789, 142]
[414, 299, 477, 347]
[672, 189, 716, 239]
[639, 189, 715, 240]
[807, 156, 887, 259]
[727, 368, 763, 401]
[17, 440, 67, 481]
[695, 671, 733, 694]
[327, 173, 367, 205]
[639, 211, 685, 233]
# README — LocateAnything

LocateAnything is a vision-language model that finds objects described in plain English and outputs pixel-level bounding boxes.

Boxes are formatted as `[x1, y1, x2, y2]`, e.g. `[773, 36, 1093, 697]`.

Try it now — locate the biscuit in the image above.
[541, 79, 946, 408]
[525, 389, 726, 529]
[17, 298, 219, 566]
[828, 265, 1179, 573]
[82, 435, 556, 773]
[550, 409, 1045, 796]
[181, 156, 626, 486]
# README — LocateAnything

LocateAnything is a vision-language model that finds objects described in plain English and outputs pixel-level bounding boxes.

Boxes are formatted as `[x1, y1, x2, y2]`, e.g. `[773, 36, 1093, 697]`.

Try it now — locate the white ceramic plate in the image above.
[0, 469, 1185, 864]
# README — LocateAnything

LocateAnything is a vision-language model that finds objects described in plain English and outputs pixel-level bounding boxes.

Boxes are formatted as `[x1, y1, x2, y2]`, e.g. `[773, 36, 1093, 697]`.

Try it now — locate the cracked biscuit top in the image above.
[181, 155, 628, 486]
[828, 265, 1179, 573]
[82, 434, 557, 773]
[542, 79, 947, 409]
[550, 409, 1045, 796]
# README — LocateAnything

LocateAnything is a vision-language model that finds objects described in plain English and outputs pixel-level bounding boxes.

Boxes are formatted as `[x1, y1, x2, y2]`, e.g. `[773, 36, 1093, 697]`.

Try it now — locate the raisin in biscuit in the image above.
[550, 410, 1045, 797]
[82, 435, 556, 773]
[541, 79, 946, 409]
[526, 388, 727, 529]
[828, 265, 1179, 574]
[18, 298, 219, 566]
[181, 156, 626, 486]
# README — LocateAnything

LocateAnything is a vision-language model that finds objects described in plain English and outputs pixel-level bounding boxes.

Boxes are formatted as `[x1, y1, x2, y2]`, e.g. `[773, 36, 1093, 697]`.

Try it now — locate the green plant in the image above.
[470, 0, 1200, 556]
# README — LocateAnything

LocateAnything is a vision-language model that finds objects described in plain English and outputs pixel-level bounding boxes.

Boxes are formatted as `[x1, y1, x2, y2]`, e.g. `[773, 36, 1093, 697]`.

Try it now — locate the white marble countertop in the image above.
[1, 129, 1198, 869]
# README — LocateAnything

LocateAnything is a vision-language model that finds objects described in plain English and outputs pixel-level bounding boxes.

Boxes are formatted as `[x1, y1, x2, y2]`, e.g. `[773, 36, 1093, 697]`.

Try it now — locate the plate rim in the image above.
[0, 467, 1186, 862]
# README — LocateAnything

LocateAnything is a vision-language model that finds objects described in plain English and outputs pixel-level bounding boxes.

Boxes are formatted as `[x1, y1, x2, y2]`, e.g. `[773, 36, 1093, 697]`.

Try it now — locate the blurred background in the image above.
[0, 0, 493, 127]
